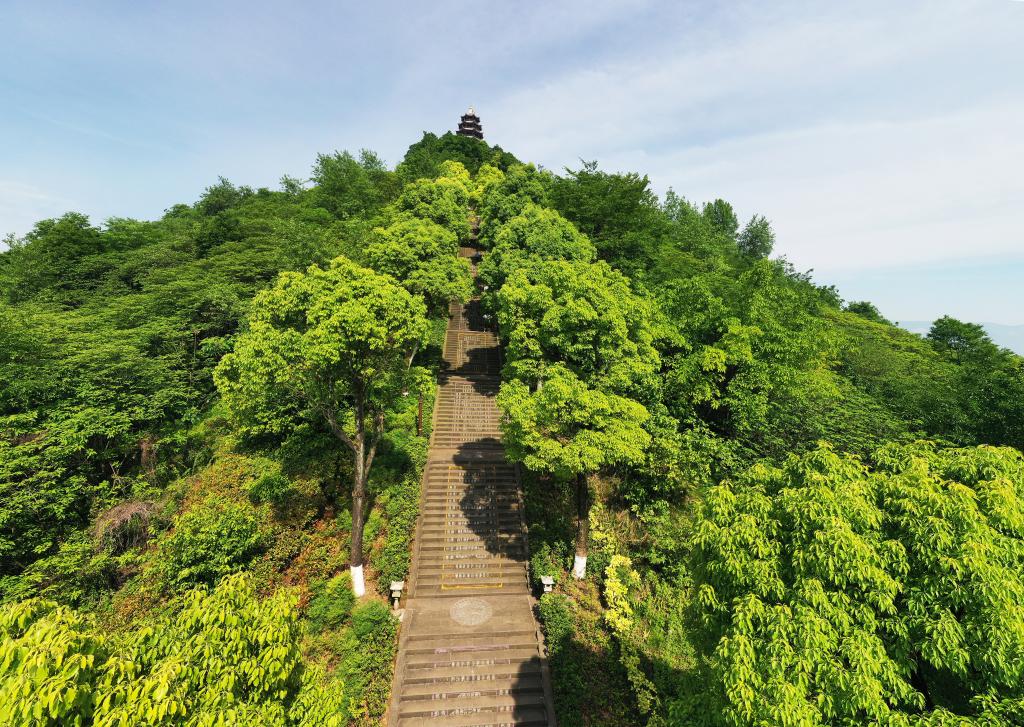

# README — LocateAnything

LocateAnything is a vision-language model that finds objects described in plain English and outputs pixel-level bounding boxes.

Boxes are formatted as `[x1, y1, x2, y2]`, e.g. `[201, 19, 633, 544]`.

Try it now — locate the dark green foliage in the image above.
[307, 573, 356, 632]
[846, 299, 892, 324]
[346, 600, 399, 716]
[398, 131, 519, 181]
[701, 199, 739, 240]
[156, 497, 265, 590]
[736, 214, 774, 258]
[247, 470, 295, 506]
[928, 314, 992, 362]
[547, 161, 665, 274]
[310, 149, 400, 219]
[539, 592, 641, 727]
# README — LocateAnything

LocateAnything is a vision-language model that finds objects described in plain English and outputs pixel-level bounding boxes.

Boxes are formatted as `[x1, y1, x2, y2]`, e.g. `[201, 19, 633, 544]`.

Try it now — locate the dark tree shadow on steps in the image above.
[452, 439, 526, 562]
[512, 654, 556, 726]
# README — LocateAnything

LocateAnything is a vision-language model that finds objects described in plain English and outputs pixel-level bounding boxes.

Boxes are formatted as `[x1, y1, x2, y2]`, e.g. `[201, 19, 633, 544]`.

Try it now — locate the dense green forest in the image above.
[1, 130, 1022, 726]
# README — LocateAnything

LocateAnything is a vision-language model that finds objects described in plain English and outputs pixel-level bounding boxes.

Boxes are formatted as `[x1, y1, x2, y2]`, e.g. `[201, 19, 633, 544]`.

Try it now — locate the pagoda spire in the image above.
[456, 107, 483, 140]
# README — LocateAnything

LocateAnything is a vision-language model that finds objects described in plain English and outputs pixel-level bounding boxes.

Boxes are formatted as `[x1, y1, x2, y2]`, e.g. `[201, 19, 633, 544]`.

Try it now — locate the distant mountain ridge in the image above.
[899, 320, 1024, 356]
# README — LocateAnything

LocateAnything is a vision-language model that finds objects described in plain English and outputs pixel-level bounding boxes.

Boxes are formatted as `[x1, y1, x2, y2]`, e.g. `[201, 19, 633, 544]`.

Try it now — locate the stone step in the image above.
[402, 664, 542, 687]
[414, 583, 531, 598]
[397, 693, 548, 720]
[405, 642, 540, 662]
[401, 676, 545, 701]
[426, 467, 515, 476]
[396, 706, 551, 727]
[406, 628, 536, 646]
[419, 521, 521, 531]
[418, 533, 524, 545]
[417, 562, 527, 574]
[419, 506, 521, 516]
[420, 505, 520, 515]
[417, 558, 524, 570]
[424, 491, 515, 500]
[416, 572, 524, 586]
[417, 531, 522, 542]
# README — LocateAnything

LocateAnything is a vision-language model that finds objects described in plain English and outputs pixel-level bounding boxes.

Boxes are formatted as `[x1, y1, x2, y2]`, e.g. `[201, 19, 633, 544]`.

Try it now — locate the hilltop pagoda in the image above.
[456, 107, 483, 139]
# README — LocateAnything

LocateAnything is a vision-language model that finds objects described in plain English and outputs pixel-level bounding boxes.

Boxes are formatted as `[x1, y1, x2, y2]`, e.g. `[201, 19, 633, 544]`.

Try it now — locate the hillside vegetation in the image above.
[1, 131, 1023, 726]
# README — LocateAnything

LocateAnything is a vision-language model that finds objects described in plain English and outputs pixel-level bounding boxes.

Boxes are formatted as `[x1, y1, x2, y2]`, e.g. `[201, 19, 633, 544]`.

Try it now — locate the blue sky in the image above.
[1, 0, 1022, 325]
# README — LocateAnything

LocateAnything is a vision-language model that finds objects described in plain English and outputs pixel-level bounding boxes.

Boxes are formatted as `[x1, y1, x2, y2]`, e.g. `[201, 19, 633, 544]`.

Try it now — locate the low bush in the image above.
[307, 572, 356, 632]
[156, 497, 265, 590]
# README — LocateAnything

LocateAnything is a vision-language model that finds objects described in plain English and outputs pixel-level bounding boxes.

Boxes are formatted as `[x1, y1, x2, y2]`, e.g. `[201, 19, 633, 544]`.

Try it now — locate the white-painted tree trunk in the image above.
[351, 564, 366, 597]
[572, 554, 587, 579]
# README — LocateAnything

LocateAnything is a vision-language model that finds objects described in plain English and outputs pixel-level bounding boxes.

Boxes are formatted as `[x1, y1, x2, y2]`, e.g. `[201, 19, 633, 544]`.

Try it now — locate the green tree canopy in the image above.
[477, 203, 596, 294]
[671, 442, 1024, 726]
[736, 214, 775, 259]
[363, 215, 473, 318]
[393, 170, 472, 242]
[214, 256, 428, 595]
[477, 164, 548, 247]
[496, 259, 660, 397]
[498, 366, 651, 578]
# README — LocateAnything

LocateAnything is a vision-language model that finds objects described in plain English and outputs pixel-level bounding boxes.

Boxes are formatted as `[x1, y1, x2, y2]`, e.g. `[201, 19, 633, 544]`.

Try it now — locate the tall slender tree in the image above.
[215, 256, 428, 595]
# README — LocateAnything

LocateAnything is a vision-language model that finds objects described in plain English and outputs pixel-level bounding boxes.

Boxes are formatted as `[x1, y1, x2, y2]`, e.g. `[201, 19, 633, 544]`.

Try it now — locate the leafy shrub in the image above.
[537, 592, 639, 727]
[0, 534, 119, 608]
[538, 593, 573, 651]
[0, 598, 108, 726]
[347, 601, 398, 717]
[156, 497, 265, 590]
[530, 541, 564, 590]
[603, 555, 640, 633]
[306, 573, 355, 632]
[247, 471, 295, 506]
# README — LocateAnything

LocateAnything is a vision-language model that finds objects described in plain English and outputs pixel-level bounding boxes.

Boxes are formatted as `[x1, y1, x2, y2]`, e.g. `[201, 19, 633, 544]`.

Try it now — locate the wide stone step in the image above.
[417, 562, 527, 575]
[397, 706, 551, 727]
[405, 642, 541, 662]
[416, 571, 524, 585]
[406, 628, 536, 646]
[419, 506, 521, 517]
[414, 583, 531, 598]
[424, 488, 520, 498]
[401, 677, 545, 701]
[420, 509, 520, 520]
[402, 664, 542, 687]
[397, 693, 548, 720]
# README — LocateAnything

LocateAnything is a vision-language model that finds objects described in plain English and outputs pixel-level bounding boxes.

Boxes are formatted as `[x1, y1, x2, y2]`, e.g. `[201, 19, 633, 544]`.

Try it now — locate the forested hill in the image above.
[1, 130, 1023, 726]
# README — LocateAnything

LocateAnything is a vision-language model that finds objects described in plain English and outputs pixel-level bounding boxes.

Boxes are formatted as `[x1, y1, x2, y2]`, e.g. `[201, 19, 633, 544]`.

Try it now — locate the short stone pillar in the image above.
[389, 581, 405, 610]
[540, 575, 555, 594]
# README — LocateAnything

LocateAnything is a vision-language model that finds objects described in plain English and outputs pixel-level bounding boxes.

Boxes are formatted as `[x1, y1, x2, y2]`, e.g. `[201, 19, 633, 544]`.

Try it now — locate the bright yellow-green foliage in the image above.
[497, 365, 650, 479]
[0, 599, 106, 726]
[671, 443, 1024, 726]
[603, 555, 640, 633]
[0, 574, 328, 726]
[394, 168, 472, 241]
[214, 255, 429, 441]
[365, 216, 473, 317]
[478, 203, 595, 293]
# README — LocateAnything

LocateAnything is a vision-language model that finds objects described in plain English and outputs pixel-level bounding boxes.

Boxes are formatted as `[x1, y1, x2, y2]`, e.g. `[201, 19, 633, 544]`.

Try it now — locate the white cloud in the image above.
[483, 0, 1024, 271]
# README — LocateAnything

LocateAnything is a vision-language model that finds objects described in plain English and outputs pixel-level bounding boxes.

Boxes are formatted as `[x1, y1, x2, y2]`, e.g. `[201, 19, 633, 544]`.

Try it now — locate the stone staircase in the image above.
[387, 237, 556, 726]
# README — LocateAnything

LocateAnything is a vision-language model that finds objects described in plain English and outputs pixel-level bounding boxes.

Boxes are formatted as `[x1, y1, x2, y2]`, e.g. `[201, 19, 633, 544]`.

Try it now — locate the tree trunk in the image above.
[350, 433, 367, 597]
[573, 472, 590, 579]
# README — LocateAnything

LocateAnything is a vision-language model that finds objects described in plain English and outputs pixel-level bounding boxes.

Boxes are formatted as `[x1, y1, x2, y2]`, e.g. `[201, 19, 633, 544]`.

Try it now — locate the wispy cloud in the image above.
[486, 0, 1024, 272]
